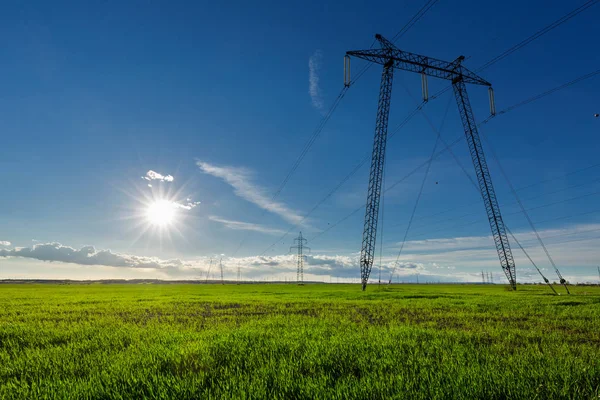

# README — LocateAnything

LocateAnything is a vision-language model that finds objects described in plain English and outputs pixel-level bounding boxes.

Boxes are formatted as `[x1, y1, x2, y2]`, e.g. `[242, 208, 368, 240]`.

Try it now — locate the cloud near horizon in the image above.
[0, 241, 11, 246]
[0, 242, 187, 270]
[2, 221, 599, 284]
[197, 161, 304, 225]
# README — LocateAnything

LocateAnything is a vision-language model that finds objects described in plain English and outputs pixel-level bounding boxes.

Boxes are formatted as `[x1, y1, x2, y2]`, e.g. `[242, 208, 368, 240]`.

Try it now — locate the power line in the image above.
[310, 134, 467, 243]
[481, 68, 600, 125]
[309, 132, 463, 243]
[387, 65, 600, 232]
[258, 106, 431, 255]
[534, 207, 600, 226]
[388, 93, 453, 282]
[279, 1, 598, 255]
[391, 0, 439, 43]
[407, 164, 600, 232]
[405, 189, 600, 240]
[252, 1, 441, 258]
[399, 168, 600, 231]
[272, 87, 349, 200]
[351, 0, 440, 84]
[389, 135, 440, 283]
[258, 79, 440, 256]
[322, 131, 600, 248]
[516, 162, 600, 193]
[481, 132, 570, 293]
[477, 0, 600, 71]
[427, 1, 598, 104]
[505, 226, 558, 294]
[276, 1, 447, 199]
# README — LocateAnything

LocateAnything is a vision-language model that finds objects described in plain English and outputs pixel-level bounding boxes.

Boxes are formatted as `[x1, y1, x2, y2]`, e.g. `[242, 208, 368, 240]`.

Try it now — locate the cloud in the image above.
[309, 50, 324, 112]
[197, 161, 304, 225]
[0, 241, 11, 246]
[142, 170, 174, 182]
[3, 222, 598, 283]
[0, 242, 187, 270]
[380, 223, 600, 282]
[173, 198, 201, 210]
[209, 216, 285, 235]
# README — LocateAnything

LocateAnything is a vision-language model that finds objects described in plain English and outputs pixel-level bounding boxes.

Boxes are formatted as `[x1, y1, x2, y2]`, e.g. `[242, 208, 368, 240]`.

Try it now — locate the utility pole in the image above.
[346, 34, 516, 290]
[290, 232, 310, 285]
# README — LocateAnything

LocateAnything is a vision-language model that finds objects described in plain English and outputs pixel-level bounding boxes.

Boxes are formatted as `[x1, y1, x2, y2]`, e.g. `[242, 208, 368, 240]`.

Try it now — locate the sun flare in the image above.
[146, 200, 176, 227]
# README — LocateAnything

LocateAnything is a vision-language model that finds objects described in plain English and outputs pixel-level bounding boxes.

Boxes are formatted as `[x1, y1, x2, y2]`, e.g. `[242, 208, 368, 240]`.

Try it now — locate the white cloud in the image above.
[309, 50, 324, 112]
[173, 198, 201, 210]
[209, 216, 285, 235]
[380, 223, 600, 283]
[0, 242, 186, 270]
[197, 161, 304, 225]
[142, 170, 174, 182]
[3, 222, 598, 284]
[0, 241, 11, 246]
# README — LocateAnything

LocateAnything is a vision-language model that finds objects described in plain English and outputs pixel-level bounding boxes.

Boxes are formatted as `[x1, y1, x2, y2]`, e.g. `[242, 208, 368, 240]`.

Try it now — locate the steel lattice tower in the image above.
[290, 232, 310, 285]
[219, 257, 224, 284]
[347, 34, 517, 290]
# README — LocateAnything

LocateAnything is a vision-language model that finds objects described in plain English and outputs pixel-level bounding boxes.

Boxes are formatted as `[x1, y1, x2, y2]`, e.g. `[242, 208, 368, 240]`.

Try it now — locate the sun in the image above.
[146, 200, 176, 227]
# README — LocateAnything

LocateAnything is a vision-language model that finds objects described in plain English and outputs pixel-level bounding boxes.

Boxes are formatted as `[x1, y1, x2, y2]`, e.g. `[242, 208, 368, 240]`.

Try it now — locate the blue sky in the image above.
[1, 0, 599, 284]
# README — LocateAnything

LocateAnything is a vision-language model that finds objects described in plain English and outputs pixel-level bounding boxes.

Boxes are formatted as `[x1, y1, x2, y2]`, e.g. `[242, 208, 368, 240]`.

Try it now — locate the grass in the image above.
[1, 283, 599, 399]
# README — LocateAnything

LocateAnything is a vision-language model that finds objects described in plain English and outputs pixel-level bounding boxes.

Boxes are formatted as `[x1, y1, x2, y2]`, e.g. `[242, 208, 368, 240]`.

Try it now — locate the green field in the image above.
[1, 283, 599, 399]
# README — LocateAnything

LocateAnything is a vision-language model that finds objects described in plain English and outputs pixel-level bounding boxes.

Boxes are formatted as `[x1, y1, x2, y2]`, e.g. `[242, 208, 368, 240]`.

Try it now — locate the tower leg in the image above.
[360, 60, 394, 291]
[452, 78, 517, 289]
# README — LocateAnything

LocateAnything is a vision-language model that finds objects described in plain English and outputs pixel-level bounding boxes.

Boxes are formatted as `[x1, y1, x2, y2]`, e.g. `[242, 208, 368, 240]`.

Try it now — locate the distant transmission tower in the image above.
[205, 257, 213, 283]
[481, 270, 485, 284]
[597, 266, 600, 284]
[290, 232, 310, 285]
[237, 263, 241, 284]
[219, 257, 224, 284]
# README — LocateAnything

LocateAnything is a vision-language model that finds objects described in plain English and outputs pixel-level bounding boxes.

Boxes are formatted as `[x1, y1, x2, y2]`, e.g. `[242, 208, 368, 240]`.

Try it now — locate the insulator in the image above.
[488, 87, 496, 116]
[344, 55, 351, 87]
[421, 72, 429, 102]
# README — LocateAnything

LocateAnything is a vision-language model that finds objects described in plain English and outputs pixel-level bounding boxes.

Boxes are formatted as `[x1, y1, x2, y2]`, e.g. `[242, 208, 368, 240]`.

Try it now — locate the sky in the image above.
[1, 0, 599, 285]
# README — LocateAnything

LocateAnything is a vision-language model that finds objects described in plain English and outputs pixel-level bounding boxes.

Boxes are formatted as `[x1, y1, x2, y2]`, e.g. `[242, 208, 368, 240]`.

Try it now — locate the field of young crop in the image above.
[1, 283, 599, 399]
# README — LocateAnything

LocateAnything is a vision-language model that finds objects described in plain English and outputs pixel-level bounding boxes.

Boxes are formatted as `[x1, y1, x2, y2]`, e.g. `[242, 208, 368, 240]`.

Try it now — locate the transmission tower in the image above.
[481, 270, 485, 284]
[290, 232, 310, 285]
[347, 34, 517, 291]
[237, 263, 241, 285]
[219, 257, 224, 284]
[205, 257, 213, 283]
